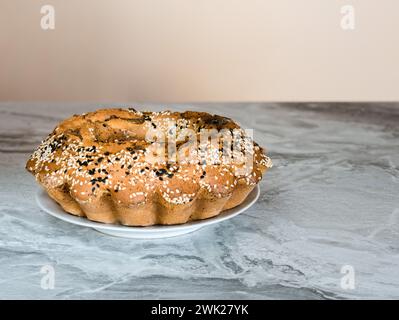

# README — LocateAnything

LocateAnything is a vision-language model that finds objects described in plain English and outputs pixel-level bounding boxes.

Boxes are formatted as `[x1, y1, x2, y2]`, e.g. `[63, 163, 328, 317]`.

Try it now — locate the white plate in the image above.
[36, 185, 260, 239]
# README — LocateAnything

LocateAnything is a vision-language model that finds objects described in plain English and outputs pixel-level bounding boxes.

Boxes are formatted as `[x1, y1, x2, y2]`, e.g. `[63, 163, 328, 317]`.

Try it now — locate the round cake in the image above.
[26, 108, 272, 226]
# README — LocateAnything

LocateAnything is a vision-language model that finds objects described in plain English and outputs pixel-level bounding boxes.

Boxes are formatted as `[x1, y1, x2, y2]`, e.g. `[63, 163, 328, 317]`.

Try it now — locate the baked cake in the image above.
[26, 108, 272, 226]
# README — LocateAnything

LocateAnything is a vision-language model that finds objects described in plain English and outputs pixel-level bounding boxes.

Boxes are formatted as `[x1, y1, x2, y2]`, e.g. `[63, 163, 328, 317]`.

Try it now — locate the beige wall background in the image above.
[0, 0, 398, 102]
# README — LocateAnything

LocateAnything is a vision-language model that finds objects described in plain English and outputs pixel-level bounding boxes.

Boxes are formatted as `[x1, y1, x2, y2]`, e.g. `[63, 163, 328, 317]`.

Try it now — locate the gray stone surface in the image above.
[0, 102, 398, 299]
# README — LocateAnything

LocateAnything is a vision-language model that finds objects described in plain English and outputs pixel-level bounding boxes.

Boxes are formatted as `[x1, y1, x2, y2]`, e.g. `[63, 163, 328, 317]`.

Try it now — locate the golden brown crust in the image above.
[26, 108, 272, 226]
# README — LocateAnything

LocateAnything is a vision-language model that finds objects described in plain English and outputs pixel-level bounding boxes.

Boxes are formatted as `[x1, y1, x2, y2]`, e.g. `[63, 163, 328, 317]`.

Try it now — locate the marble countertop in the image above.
[0, 102, 398, 299]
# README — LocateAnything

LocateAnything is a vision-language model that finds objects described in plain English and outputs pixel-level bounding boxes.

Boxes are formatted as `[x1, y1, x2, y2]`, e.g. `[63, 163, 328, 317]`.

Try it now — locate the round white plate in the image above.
[36, 185, 260, 239]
